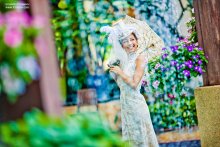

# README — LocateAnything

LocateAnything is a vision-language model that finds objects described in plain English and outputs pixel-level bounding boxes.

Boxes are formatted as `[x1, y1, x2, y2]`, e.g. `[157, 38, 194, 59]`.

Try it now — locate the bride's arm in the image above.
[110, 54, 145, 89]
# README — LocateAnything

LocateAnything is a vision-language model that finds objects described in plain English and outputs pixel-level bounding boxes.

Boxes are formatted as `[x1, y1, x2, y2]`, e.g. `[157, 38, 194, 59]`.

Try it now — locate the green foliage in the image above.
[52, 0, 82, 67]
[186, 17, 197, 44]
[0, 0, 18, 13]
[51, 0, 130, 104]
[147, 42, 207, 99]
[51, 0, 88, 103]
[0, 109, 128, 147]
[144, 15, 208, 130]
[52, 0, 131, 71]
[75, 0, 129, 67]
[149, 95, 197, 129]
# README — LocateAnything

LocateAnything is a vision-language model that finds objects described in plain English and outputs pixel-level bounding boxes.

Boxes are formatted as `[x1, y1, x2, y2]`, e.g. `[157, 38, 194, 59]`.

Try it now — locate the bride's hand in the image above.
[109, 66, 122, 75]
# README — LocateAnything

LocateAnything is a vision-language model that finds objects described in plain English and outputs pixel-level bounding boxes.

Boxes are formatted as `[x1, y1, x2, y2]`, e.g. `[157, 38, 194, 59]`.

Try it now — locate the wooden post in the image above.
[194, 0, 220, 146]
[29, 0, 62, 116]
[194, 0, 220, 86]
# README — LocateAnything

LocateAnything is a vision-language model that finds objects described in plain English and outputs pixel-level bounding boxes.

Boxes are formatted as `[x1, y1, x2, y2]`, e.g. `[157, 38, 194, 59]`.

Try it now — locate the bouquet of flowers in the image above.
[107, 59, 120, 68]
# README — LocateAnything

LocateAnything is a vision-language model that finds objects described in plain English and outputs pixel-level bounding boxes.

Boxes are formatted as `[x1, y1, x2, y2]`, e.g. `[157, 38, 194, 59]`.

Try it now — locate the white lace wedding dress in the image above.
[116, 52, 159, 147]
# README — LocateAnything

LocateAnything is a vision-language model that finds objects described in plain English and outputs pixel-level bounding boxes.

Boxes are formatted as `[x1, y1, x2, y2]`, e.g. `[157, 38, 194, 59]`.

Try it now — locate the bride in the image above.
[101, 20, 159, 147]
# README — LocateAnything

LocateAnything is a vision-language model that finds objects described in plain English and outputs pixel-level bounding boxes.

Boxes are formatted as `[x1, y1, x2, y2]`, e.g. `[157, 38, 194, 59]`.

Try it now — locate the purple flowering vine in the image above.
[183, 70, 190, 77]
[170, 45, 178, 52]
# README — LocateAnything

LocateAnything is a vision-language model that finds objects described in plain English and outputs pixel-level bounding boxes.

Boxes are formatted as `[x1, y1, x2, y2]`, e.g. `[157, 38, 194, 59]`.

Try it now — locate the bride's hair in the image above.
[100, 22, 139, 69]
[119, 32, 138, 45]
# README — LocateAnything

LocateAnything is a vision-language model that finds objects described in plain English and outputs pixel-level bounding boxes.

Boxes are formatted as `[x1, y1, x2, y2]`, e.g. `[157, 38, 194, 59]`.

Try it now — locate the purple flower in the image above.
[161, 66, 166, 71]
[198, 60, 202, 65]
[188, 64, 193, 68]
[187, 45, 194, 52]
[183, 70, 190, 77]
[4, 27, 23, 47]
[198, 67, 203, 74]
[195, 66, 203, 74]
[171, 60, 177, 66]
[192, 56, 197, 60]
[170, 45, 178, 52]
[198, 47, 203, 50]
[178, 37, 184, 42]
[196, 54, 200, 58]
[162, 47, 167, 51]
[162, 53, 168, 59]
[142, 80, 148, 86]
[184, 61, 189, 66]
[184, 60, 193, 68]
[194, 66, 199, 71]
[192, 44, 196, 48]
[188, 60, 193, 64]
[178, 64, 185, 69]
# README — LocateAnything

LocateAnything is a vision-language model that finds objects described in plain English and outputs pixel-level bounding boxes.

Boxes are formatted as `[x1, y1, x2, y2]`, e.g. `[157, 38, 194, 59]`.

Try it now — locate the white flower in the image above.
[154, 63, 161, 69]
[3, 75, 26, 95]
[0, 66, 10, 78]
[17, 56, 41, 80]
[155, 91, 160, 97]
[153, 80, 160, 89]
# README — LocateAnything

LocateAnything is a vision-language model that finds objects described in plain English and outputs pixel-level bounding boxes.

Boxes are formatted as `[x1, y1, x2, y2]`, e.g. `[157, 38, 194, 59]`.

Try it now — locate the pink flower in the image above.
[4, 27, 23, 48]
[5, 10, 30, 28]
[168, 93, 175, 99]
[182, 38, 189, 43]
[169, 100, 173, 105]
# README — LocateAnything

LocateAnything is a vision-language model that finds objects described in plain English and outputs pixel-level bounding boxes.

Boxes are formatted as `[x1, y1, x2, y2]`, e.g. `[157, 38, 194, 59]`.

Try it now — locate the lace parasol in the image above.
[117, 15, 165, 62]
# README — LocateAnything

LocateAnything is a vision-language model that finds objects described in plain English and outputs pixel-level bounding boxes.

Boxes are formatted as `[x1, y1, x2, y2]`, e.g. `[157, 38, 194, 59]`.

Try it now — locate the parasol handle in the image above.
[112, 18, 124, 26]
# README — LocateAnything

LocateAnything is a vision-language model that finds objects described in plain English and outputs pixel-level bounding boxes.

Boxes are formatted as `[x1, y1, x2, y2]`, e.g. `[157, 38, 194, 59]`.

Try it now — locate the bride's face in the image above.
[121, 33, 138, 53]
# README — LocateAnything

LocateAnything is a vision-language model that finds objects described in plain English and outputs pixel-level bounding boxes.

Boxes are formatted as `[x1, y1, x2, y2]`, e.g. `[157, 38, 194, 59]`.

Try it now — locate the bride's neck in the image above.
[127, 50, 137, 55]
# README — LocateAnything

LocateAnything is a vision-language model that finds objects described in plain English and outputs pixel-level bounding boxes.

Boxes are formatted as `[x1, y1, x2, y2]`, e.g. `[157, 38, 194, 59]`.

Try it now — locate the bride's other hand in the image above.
[109, 66, 122, 75]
